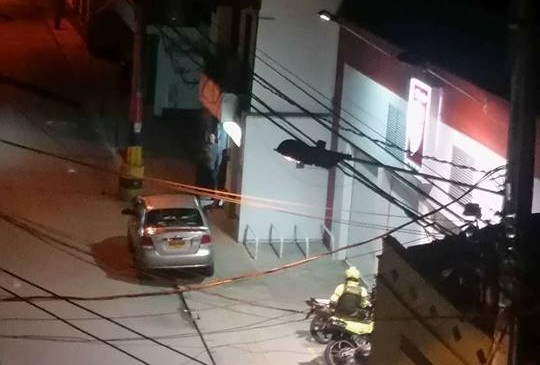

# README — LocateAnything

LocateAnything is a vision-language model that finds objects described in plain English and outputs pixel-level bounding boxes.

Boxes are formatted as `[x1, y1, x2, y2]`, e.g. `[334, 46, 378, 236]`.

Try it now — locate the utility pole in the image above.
[503, 0, 536, 362]
[118, 0, 145, 201]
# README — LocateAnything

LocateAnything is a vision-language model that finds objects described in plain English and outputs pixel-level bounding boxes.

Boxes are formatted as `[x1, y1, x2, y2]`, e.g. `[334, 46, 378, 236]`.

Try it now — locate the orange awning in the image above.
[199, 74, 222, 120]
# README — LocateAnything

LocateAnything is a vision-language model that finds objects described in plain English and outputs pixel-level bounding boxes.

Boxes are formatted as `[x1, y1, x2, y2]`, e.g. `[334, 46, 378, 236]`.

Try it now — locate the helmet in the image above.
[345, 266, 360, 281]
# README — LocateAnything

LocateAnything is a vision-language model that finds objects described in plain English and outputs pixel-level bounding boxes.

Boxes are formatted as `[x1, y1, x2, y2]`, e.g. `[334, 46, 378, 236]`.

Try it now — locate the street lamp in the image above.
[275, 139, 501, 195]
[275, 139, 349, 169]
[317, 9, 336, 22]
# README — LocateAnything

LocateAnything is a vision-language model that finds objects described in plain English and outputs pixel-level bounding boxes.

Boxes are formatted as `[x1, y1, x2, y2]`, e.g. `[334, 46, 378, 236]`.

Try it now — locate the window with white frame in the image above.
[385, 104, 406, 161]
[449, 146, 475, 204]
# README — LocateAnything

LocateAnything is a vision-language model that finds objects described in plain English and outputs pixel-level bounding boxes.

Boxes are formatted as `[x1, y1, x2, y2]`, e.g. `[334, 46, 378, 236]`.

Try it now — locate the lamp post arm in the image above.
[348, 157, 501, 195]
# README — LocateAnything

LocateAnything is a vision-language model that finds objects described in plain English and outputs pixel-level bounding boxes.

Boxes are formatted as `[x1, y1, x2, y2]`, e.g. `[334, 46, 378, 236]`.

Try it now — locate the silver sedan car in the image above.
[122, 194, 214, 276]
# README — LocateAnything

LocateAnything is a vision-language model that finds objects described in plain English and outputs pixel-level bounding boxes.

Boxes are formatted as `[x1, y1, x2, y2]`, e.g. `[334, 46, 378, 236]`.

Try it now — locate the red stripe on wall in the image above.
[338, 23, 510, 158]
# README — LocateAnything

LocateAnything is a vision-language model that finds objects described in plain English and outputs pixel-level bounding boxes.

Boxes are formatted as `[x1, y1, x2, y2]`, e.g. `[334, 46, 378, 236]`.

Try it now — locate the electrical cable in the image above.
[4, 4, 506, 332]
[253, 74, 490, 201]
[163, 26, 486, 232]
[254, 51, 504, 202]
[0, 136, 430, 239]
[157, 27, 201, 85]
[158, 27, 441, 234]
[189, 19, 494, 213]
[196, 19, 503, 215]
[181, 23, 469, 225]
[337, 163, 452, 235]
[133, 0, 491, 176]
[251, 94, 441, 233]
[255, 48, 492, 174]
[178, 293, 217, 365]
[1, 166, 504, 304]
[252, 73, 474, 226]
[249, 97, 442, 234]
[147, 10, 499, 235]
[0, 284, 152, 365]
[0, 208, 311, 313]
[0, 267, 210, 365]
[338, 164, 440, 234]
[0, 208, 317, 314]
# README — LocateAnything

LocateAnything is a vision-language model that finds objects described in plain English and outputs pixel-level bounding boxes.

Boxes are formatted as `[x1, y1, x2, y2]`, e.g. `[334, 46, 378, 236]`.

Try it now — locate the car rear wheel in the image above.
[200, 264, 214, 277]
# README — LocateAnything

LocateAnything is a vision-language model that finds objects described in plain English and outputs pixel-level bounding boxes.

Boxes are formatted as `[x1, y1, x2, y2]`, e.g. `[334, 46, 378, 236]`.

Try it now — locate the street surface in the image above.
[0, 1, 345, 364]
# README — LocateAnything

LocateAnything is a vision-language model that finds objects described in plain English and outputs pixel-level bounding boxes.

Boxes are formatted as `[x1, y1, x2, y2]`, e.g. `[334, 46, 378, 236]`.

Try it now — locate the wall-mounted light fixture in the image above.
[223, 121, 242, 147]
[317, 9, 335, 22]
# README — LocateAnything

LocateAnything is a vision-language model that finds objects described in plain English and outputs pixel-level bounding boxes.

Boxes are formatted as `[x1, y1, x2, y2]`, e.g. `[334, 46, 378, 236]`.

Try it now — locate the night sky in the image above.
[339, 0, 538, 101]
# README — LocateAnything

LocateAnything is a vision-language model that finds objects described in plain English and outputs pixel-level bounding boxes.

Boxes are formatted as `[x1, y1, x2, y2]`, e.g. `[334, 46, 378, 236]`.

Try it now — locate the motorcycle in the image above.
[305, 297, 335, 344]
[323, 306, 374, 365]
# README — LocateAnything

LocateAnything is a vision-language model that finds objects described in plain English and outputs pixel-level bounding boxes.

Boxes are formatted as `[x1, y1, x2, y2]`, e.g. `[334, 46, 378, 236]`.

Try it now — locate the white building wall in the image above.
[237, 0, 342, 243]
[333, 64, 428, 283]
[333, 64, 511, 282]
[535, 179, 540, 212]
[253, 0, 341, 112]
[421, 122, 505, 223]
[238, 116, 331, 240]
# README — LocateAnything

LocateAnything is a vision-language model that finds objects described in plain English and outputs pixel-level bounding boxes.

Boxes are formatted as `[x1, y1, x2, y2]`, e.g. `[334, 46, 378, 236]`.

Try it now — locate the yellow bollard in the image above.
[118, 146, 144, 201]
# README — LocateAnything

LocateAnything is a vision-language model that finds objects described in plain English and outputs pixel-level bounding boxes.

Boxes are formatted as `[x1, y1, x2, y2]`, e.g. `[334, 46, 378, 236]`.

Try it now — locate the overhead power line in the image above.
[186, 22, 484, 212]
[155, 25, 442, 233]
[250, 97, 445, 234]
[0, 136, 430, 237]
[255, 49, 492, 174]
[252, 48, 501, 207]
[164, 25, 463, 233]
[191, 23, 469, 224]
[0, 284, 152, 365]
[1, 166, 504, 304]
[251, 72, 467, 228]
[0, 267, 210, 365]
[178, 293, 217, 365]
[249, 26, 500, 203]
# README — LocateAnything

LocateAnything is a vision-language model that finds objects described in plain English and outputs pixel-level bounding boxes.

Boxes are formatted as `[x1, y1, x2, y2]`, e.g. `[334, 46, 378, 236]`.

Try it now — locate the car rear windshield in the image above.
[146, 208, 203, 227]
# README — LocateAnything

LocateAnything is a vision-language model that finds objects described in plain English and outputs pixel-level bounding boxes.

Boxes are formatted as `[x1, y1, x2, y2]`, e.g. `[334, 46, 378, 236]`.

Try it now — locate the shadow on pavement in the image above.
[91, 236, 205, 288]
[295, 329, 330, 347]
[0, 73, 82, 109]
[295, 329, 315, 341]
[91, 235, 138, 283]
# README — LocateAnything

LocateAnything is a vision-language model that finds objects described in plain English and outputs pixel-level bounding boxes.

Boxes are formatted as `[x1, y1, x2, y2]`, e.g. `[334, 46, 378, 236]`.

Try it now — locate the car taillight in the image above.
[201, 234, 211, 244]
[141, 236, 153, 249]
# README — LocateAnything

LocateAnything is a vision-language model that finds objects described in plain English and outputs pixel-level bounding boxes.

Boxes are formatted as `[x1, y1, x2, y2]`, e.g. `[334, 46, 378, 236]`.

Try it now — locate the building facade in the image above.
[235, 0, 342, 249]
[235, 3, 540, 282]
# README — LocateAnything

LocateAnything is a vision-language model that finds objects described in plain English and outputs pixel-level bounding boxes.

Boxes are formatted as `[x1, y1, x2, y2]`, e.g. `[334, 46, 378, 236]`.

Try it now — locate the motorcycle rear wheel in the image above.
[310, 314, 333, 344]
[324, 339, 357, 365]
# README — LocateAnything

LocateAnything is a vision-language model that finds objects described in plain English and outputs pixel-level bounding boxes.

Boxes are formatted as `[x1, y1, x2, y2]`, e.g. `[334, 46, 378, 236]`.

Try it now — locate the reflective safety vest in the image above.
[335, 282, 364, 315]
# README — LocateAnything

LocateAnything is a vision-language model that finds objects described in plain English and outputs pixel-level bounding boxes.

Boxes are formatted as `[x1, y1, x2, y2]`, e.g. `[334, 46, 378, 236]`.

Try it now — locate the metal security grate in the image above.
[385, 104, 406, 161]
[449, 146, 475, 204]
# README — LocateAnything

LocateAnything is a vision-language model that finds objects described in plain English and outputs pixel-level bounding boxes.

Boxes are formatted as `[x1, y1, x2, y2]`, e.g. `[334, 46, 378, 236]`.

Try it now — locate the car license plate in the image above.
[168, 239, 185, 248]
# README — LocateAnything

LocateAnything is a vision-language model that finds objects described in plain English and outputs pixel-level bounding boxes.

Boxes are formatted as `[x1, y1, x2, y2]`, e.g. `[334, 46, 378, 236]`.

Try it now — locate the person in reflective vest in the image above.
[330, 266, 371, 317]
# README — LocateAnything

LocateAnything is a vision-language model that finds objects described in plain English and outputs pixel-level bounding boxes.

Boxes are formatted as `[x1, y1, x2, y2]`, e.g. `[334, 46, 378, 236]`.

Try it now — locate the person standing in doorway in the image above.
[200, 133, 221, 190]
[208, 133, 221, 189]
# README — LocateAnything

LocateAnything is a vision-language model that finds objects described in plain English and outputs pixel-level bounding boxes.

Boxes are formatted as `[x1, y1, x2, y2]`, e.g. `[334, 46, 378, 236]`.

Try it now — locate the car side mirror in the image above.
[121, 208, 135, 215]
